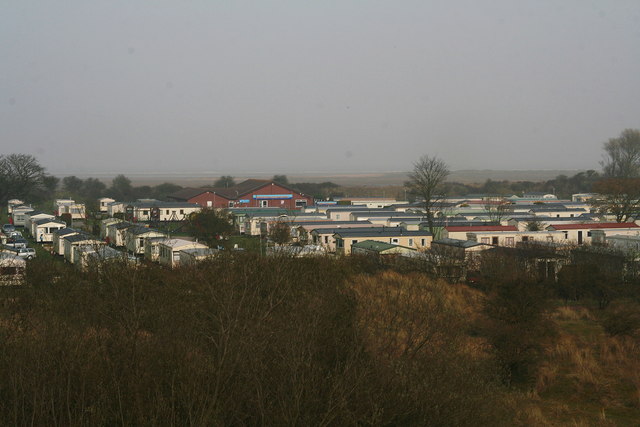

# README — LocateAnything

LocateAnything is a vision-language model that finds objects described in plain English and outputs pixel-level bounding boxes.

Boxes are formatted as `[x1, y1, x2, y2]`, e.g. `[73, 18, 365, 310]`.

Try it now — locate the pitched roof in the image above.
[168, 188, 217, 201]
[432, 238, 490, 248]
[548, 223, 639, 230]
[351, 240, 415, 252]
[63, 233, 102, 243]
[34, 218, 66, 226]
[445, 225, 518, 232]
[53, 228, 79, 237]
[128, 226, 164, 236]
[334, 227, 432, 237]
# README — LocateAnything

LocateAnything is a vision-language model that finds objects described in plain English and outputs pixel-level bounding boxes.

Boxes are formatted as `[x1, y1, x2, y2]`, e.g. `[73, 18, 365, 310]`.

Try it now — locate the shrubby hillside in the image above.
[1, 254, 640, 425]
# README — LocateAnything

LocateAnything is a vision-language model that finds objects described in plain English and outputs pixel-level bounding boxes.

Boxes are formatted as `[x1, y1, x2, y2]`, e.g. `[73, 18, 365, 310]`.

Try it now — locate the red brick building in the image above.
[168, 179, 314, 209]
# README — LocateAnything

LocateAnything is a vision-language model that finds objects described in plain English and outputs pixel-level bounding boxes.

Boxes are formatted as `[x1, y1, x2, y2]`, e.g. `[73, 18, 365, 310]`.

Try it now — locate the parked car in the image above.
[5, 237, 28, 249]
[13, 247, 36, 260]
[2, 224, 15, 234]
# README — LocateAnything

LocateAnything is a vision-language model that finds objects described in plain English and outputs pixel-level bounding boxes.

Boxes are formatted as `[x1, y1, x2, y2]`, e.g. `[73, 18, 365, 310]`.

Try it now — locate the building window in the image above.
[505, 237, 514, 246]
[229, 202, 234, 207]
[324, 236, 329, 244]
[336, 214, 341, 220]
[180, 210, 184, 215]
[408, 238, 414, 246]
[295, 200, 307, 208]
[563, 231, 568, 239]
[166, 210, 169, 215]
[391, 238, 399, 244]
[261, 200, 268, 208]
[481, 237, 490, 244]
[207, 201, 212, 207]
[492, 236, 499, 245]
[421, 239, 426, 246]
[337, 239, 344, 248]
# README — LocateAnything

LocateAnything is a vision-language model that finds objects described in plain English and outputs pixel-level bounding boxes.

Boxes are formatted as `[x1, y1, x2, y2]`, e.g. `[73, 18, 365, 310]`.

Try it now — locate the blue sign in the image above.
[252, 194, 293, 200]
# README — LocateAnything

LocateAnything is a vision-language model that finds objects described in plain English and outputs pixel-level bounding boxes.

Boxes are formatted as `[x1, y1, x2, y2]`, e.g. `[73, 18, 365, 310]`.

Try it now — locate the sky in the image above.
[1, 1, 639, 176]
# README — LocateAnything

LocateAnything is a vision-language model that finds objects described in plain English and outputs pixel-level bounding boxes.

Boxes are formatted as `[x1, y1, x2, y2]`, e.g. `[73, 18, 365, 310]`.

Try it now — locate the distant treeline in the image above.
[442, 169, 601, 199]
[54, 170, 600, 208]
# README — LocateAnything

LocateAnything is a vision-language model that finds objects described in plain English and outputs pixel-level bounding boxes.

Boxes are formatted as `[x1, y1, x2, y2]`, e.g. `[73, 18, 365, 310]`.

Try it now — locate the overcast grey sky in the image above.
[2, 1, 639, 176]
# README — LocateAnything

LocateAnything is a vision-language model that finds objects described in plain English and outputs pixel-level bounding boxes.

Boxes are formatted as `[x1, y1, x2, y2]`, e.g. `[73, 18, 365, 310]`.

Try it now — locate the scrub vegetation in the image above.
[1, 254, 640, 425]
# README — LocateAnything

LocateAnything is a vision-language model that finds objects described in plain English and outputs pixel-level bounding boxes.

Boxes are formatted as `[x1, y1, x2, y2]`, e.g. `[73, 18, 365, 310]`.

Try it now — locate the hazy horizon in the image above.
[2, 1, 639, 174]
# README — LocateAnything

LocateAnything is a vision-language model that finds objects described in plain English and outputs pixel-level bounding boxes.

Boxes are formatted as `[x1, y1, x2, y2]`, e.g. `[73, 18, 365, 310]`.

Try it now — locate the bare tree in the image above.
[405, 155, 450, 235]
[483, 197, 513, 223]
[0, 154, 50, 203]
[214, 175, 235, 188]
[591, 178, 640, 222]
[601, 129, 640, 178]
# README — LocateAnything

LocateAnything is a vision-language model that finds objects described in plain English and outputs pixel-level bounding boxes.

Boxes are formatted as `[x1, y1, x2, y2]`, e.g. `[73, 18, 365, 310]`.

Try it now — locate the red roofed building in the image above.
[169, 179, 314, 209]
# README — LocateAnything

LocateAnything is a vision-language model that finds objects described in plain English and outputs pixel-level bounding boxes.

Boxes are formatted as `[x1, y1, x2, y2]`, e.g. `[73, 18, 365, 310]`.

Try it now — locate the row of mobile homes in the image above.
[124, 201, 201, 222]
[295, 221, 373, 243]
[466, 230, 565, 246]
[546, 222, 640, 245]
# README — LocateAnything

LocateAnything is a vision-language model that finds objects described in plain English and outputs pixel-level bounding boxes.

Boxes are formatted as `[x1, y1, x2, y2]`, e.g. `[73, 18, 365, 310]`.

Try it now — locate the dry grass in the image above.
[524, 304, 640, 426]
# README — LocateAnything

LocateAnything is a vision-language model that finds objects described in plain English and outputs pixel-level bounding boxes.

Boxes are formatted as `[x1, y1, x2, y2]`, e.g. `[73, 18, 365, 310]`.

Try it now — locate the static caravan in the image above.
[11, 206, 35, 227]
[26, 212, 56, 237]
[124, 226, 166, 255]
[63, 234, 104, 264]
[157, 239, 209, 268]
[7, 199, 24, 214]
[144, 237, 167, 263]
[32, 218, 67, 243]
[98, 197, 116, 213]
[52, 228, 81, 256]
[74, 245, 136, 272]
[179, 247, 219, 266]
[107, 222, 136, 247]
